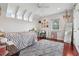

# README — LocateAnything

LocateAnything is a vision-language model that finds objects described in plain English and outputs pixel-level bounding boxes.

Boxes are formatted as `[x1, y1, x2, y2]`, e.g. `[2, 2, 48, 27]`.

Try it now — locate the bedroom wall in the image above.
[0, 16, 36, 32]
[0, 4, 36, 32]
[36, 10, 73, 42]
[73, 4, 79, 53]
[36, 12, 65, 39]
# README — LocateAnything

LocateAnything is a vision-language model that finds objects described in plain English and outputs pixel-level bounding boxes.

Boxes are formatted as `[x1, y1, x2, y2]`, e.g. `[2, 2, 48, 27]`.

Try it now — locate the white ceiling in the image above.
[34, 3, 74, 16]
[6, 3, 74, 16]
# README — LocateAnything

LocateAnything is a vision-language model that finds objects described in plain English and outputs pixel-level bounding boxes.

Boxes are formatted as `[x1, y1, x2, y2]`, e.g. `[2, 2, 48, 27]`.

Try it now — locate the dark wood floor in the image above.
[38, 37, 79, 56]
[63, 43, 74, 56]
[63, 43, 79, 56]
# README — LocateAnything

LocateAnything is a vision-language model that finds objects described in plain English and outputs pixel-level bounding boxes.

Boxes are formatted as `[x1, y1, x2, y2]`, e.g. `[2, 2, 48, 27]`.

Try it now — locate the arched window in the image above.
[6, 4, 16, 18]
[16, 8, 25, 20]
[6, 4, 33, 22]
[24, 12, 29, 21]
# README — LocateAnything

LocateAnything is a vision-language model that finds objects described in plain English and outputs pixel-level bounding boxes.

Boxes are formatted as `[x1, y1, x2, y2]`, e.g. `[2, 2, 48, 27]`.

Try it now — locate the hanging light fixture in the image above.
[63, 10, 71, 22]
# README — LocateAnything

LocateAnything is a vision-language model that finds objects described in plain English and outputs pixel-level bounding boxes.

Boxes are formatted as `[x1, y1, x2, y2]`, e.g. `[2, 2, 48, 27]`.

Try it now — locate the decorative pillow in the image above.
[0, 37, 7, 43]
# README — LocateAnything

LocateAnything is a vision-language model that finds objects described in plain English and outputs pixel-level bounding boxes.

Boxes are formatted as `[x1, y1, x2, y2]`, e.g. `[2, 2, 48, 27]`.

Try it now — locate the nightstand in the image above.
[0, 32, 5, 37]
[0, 45, 9, 56]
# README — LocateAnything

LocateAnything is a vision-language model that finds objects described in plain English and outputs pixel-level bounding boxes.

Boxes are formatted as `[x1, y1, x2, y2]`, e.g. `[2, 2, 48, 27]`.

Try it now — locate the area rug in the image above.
[19, 40, 64, 56]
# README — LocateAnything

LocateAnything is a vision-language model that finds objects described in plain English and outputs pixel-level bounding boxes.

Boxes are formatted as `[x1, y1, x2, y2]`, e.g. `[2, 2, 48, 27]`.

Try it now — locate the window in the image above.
[16, 8, 24, 20]
[24, 12, 29, 21]
[6, 4, 33, 22]
[28, 12, 33, 22]
[52, 19, 59, 30]
[24, 12, 33, 22]
[29, 15, 33, 22]
[6, 8, 15, 18]
[6, 5, 16, 18]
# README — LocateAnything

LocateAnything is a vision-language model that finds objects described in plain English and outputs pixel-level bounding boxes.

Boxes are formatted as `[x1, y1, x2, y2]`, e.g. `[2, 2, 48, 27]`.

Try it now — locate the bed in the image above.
[4, 31, 37, 51]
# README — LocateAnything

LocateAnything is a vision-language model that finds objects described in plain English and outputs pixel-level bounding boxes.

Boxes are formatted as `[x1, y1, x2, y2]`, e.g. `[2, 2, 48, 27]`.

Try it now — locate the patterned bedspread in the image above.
[4, 31, 37, 51]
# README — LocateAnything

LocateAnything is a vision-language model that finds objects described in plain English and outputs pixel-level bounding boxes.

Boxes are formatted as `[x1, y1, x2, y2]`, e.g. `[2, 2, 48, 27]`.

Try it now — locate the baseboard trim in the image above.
[46, 38, 64, 43]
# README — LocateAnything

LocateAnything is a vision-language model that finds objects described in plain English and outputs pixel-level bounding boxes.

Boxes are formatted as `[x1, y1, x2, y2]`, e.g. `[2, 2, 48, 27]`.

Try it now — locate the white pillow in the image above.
[6, 41, 14, 45]
[0, 37, 7, 43]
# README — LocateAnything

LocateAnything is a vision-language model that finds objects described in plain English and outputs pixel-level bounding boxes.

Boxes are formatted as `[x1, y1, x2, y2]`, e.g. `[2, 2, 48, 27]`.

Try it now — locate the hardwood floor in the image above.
[63, 43, 74, 56]
[37, 38, 79, 56]
[63, 43, 79, 56]
[73, 45, 79, 56]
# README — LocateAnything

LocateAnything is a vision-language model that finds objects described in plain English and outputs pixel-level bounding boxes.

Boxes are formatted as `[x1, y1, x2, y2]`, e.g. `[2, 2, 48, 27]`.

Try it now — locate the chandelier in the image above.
[63, 10, 71, 22]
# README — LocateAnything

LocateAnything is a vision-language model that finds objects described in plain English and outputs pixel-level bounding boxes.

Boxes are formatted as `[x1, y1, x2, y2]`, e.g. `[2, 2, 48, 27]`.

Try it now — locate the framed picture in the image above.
[39, 19, 48, 28]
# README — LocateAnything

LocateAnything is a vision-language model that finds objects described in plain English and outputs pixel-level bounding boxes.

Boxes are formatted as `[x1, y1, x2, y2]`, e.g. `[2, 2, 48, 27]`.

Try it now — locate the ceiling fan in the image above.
[36, 3, 49, 8]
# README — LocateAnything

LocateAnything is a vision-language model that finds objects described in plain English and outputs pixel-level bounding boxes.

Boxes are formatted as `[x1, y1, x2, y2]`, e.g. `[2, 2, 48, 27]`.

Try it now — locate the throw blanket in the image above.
[4, 31, 37, 51]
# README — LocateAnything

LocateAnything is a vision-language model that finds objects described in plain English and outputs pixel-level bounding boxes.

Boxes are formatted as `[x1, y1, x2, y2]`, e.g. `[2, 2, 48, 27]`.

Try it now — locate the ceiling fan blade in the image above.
[37, 3, 49, 8]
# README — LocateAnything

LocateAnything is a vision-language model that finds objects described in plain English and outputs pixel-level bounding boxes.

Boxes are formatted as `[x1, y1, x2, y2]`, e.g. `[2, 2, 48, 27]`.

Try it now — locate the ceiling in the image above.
[34, 3, 74, 16]
[6, 3, 74, 16]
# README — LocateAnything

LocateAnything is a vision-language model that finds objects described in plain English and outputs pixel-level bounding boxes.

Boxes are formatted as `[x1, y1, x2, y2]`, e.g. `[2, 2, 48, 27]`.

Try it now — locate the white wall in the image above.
[73, 4, 79, 53]
[0, 16, 35, 32]
[36, 10, 73, 42]
[0, 4, 36, 32]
